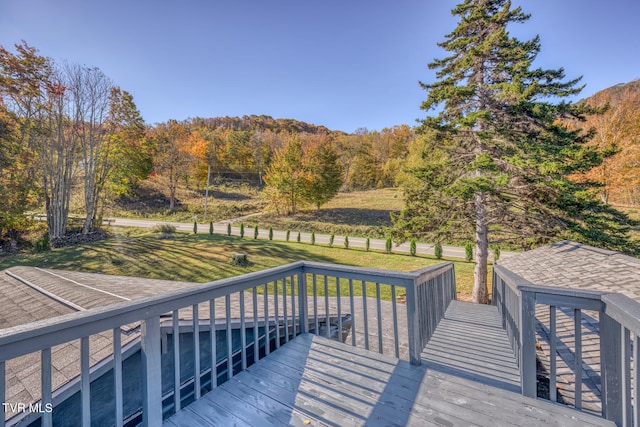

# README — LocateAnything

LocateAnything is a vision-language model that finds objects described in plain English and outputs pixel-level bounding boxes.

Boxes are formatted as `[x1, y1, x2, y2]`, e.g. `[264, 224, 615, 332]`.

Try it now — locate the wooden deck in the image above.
[421, 300, 522, 393]
[164, 302, 614, 427]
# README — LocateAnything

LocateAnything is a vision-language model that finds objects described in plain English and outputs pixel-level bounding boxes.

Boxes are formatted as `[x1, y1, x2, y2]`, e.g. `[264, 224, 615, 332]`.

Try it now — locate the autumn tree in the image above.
[263, 135, 306, 214]
[393, 0, 637, 304]
[0, 103, 36, 247]
[151, 120, 191, 211]
[575, 81, 640, 204]
[302, 135, 343, 210]
[188, 126, 226, 220]
[105, 87, 151, 196]
[0, 44, 78, 239]
[0, 42, 51, 240]
[64, 63, 114, 233]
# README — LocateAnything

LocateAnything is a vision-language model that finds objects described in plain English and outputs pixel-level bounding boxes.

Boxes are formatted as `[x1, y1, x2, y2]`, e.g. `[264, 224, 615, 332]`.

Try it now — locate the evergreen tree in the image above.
[392, 0, 636, 304]
[434, 242, 443, 260]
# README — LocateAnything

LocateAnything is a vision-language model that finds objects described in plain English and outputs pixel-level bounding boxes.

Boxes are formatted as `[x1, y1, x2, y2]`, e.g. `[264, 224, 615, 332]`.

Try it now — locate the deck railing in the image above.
[0, 260, 454, 427]
[493, 263, 640, 427]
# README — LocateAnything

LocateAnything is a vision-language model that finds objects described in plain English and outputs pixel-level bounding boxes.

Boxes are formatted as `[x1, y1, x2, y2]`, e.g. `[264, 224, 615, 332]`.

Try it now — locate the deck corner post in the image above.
[405, 278, 421, 366]
[600, 311, 623, 424]
[141, 315, 163, 427]
[520, 290, 536, 398]
[297, 268, 308, 334]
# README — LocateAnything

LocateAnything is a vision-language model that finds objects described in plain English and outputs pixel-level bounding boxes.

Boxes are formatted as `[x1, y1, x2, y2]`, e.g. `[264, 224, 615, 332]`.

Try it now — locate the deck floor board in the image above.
[163, 301, 614, 427]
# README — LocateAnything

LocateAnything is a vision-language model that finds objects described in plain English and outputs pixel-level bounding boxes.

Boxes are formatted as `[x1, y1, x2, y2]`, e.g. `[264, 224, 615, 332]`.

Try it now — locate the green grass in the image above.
[0, 227, 487, 300]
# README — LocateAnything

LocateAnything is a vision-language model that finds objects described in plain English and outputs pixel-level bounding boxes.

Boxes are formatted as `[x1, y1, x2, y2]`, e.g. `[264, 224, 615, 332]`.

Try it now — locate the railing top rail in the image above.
[0, 260, 455, 361]
[301, 261, 453, 287]
[602, 293, 640, 335]
[412, 262, 454, 285]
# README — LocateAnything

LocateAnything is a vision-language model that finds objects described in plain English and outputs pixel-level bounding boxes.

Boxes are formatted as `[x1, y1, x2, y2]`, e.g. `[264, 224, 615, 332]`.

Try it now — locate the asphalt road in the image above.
[107, 215, 515, 260]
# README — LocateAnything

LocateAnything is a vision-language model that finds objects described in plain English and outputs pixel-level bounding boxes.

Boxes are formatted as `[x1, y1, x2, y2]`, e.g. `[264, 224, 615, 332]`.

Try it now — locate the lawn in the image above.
[0, 227, 488, 301]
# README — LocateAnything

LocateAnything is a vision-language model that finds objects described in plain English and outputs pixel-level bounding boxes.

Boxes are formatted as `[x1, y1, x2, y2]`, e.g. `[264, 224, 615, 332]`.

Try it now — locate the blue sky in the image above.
[1, 1, 639, 133]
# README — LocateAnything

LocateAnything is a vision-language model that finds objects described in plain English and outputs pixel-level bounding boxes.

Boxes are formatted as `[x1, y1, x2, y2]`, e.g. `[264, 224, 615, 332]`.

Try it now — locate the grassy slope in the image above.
[244, 188, 404, 238]
[99, 176, 268, 223]
[0, 227, 486, 301]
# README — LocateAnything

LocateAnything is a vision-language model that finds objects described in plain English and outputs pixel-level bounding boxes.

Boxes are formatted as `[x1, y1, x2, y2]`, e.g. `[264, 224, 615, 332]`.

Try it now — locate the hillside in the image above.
[577, 79, 640, 206]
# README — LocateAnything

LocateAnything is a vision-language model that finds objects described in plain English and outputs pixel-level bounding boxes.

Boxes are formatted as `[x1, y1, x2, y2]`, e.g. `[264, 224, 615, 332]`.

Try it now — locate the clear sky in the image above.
[1, 1, 639, 133]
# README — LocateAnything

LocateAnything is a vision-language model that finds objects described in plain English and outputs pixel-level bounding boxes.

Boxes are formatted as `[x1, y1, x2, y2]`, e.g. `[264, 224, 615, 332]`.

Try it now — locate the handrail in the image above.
[494, 262, 640, 427]
[0, 262, 305, 360]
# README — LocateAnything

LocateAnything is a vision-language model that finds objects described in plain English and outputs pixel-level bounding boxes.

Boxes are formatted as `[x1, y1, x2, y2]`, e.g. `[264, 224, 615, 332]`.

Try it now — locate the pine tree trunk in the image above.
[472, 192, 489, 304]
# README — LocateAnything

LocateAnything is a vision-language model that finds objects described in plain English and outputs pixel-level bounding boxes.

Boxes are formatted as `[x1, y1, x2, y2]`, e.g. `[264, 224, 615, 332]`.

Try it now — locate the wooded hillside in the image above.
[574, 79, 640, 205]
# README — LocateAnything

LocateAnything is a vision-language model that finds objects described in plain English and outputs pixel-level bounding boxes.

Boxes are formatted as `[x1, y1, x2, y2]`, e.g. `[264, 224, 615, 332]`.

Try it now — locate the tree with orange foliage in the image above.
[188, 126, 226, 220]
[150, 120, 191, 212]
[578, 81, 640, 205]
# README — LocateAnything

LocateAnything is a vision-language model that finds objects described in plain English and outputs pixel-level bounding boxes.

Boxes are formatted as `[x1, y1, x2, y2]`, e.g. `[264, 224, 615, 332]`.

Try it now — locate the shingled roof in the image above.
[497, 240, 640, 300]
[0, 267, 197, 420]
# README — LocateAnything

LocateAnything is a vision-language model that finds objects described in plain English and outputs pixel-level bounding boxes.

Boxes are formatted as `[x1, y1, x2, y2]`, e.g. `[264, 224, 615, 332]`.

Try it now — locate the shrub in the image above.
[434, 242, 443, 259]
[227, 223, 231, 236]
[269, 226, 273, 240]
[311, 231, 316, 245]
[240, 223, 245, 238]
[231, 253, 248, 266]
[153, 224, 176, 234]
[344, 236, 349, 249]
[385, 237, 392, 253]
[410, 238, 417, 256]
[493, 246, 501, 262]
[209, 221, 214, 235]
[465, 241, 474, 262]
[193, 220, 198, 234]
[254, 225, 259, 239]
[34, 232, 50, 253]
[329, 234, 334, 247]
[296, 231, 301, 243]
[286, 229, 291, 241]
[365, 237, 370, 252]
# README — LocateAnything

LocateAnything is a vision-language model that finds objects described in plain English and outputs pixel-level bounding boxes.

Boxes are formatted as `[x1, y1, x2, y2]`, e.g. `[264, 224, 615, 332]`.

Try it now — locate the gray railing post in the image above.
[600, 311, 624, 425]
[298, 268, 308, 334]
[141, 316, 163, 427]
[520, 290, 537, 398]
[405, 278, 421, 366]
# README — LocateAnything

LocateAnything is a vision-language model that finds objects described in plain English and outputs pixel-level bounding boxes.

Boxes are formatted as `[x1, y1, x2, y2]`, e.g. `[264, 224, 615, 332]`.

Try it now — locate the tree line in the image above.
[0, 41, 416, 247]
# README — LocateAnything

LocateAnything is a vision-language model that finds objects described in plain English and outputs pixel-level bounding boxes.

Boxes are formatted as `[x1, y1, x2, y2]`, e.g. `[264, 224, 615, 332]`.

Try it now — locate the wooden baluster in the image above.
[210, 300, 217, 389]
[81, 336, 90, 426]
[172, 310, 181, 410]
[41, 348, 52, 427]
